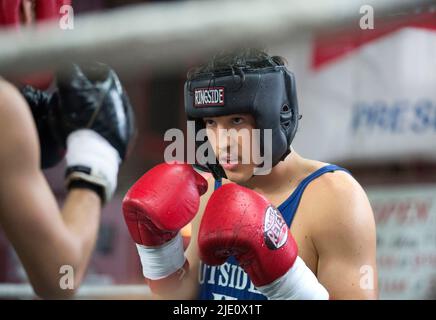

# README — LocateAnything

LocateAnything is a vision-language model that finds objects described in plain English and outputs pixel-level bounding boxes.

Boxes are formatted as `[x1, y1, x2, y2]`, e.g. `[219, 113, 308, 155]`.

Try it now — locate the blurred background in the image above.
[0, 0, 435, 299]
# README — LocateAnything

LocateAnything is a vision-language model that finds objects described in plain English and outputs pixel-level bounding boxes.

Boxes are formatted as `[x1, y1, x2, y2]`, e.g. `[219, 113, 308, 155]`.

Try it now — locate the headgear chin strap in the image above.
[185, 65, 300, 180]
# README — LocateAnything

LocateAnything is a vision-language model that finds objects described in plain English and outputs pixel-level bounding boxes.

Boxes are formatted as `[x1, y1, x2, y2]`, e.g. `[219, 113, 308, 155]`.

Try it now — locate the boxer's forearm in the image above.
[22, 188, 101, 299]
[60, 188, 102, 283]
[0, 176, 99, 299]
[18, 188, 100, 299]
[7, 180, 104, 300]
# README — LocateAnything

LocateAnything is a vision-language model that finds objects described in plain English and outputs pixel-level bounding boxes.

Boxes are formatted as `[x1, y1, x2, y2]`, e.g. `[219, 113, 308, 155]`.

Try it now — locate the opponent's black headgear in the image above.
[184, 52, 300, 180]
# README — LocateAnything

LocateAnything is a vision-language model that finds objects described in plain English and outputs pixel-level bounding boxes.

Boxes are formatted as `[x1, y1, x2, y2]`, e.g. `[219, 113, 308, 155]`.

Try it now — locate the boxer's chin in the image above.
[224, 164, 256, 184]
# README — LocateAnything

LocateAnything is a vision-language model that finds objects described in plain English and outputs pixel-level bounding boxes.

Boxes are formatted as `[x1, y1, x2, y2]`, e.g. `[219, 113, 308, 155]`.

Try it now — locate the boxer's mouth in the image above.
[218, 154, 239, 170]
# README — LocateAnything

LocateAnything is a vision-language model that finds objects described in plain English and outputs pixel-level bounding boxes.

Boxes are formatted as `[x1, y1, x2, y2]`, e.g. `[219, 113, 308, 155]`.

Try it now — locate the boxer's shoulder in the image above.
[301, 166, 374, 247]
[305, 167, 364, 203]
[0, 79, 31, 119]
[0, 78, 16, 100]
[0, 78, 19, 95]
[0, 80, 39, 172]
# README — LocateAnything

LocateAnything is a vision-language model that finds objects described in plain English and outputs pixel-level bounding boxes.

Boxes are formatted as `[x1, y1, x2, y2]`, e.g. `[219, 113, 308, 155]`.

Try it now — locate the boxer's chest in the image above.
[266, 189, 319, 275]
[290, 207, 318, 275]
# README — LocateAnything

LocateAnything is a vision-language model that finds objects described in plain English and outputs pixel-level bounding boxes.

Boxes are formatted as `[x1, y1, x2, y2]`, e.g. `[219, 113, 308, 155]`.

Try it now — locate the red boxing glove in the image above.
[199, 183, 329, 300]
[123, 163, 207, 288]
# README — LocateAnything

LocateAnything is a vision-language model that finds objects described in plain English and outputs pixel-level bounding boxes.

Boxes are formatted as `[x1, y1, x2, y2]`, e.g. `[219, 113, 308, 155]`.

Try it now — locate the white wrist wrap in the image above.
[136, 233, 186, 280]
[258, 256, 329, 300]
[66, 129, 121, 202]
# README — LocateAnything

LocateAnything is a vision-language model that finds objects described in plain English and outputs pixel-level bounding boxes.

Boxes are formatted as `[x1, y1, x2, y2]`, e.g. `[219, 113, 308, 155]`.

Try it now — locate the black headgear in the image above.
[185, 64, 300, 180]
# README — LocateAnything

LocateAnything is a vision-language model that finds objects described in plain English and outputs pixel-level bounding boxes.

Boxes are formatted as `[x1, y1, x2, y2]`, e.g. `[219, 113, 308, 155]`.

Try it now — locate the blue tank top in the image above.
[197, 164, 349, 300]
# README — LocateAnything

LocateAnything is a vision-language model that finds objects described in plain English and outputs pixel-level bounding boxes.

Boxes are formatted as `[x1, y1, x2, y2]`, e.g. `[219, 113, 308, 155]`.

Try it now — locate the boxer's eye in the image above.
[232, 117, 244, 125]
[204, 119, 216, 127]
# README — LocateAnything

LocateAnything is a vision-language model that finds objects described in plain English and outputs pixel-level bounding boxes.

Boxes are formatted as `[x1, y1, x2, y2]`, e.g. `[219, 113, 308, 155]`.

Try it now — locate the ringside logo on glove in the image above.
[264, 206, 288, 250]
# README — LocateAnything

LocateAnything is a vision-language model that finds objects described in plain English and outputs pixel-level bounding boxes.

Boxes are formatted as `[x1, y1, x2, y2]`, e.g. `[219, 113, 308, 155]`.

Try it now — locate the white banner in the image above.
[277, 21, 436, 163]
[367, 185, 436, 299]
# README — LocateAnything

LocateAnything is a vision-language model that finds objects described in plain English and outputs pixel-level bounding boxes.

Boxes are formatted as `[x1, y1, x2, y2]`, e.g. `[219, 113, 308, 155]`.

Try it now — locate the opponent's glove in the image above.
[55, 62, 135, 203]
[20, 85, 65, 169]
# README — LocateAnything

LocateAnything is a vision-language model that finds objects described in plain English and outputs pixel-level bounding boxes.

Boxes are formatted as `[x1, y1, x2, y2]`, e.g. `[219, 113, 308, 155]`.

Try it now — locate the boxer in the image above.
[123, 49, 377, 300]
[0, 1, 135, 300]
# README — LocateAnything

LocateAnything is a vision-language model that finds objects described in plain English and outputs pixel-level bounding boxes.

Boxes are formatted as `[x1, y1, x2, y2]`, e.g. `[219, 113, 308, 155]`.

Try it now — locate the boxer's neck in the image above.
[240, 150, 304, 194]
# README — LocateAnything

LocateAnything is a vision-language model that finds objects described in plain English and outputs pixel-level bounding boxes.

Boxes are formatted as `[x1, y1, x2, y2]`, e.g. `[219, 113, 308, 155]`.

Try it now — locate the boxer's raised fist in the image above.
[123, 163, 207, 285]
[123, 163, 207, 246]
[199, 183, 329, 300]
[199, 183, 297, 286]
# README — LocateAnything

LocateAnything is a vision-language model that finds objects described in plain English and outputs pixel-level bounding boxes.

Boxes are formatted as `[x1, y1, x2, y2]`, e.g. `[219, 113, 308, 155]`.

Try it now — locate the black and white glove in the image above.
[55, 63, 135, 203]
[20, 85, 66, 169]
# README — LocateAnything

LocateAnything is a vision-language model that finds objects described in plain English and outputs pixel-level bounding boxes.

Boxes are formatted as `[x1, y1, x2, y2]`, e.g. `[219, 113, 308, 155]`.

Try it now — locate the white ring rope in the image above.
[0, 0, 430, 76]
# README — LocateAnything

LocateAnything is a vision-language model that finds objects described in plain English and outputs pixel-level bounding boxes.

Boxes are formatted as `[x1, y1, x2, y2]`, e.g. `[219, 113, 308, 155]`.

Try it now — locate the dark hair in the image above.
[187, 48, 287, 80]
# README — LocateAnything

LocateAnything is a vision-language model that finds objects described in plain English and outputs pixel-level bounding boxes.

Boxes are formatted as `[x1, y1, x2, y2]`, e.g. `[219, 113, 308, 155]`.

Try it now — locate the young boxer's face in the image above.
[204, 113, 263, 183]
